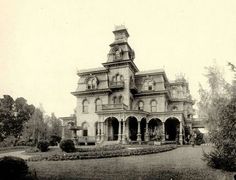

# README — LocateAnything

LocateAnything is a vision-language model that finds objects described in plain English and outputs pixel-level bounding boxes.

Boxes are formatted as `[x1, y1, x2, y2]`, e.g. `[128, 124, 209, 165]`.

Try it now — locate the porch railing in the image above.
[109, 81, 124, 89]
[101, 103, 128, 111]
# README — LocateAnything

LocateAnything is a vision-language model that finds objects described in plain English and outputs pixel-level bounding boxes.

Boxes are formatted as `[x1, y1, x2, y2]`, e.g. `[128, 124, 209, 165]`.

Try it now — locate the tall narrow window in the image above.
[119, 96, 123, 104]
[82, 100, 88, 113]
[138, 101, 144, 110]
[92, 79, 96, 89]
[113, 96, 117, 104]
[151, 100, 157, 112]
[148, 81, 154, 90]
[87, 77, 97, 89]
[144, 81, 148, 91]
[82, 122, 89, 136]
[87, 79, 92, 90]
[95, 99, 102, 111]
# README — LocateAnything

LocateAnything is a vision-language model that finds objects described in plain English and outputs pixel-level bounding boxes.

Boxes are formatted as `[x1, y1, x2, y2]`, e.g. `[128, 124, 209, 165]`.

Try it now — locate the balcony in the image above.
[101, 103, 128, 111]
[109, 81, 124, 89]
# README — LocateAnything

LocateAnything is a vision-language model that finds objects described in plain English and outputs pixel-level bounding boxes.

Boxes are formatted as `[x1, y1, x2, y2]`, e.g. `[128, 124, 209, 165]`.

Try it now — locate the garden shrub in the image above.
[60, 139, 76, 153]
[49, 135, 61, 146]
[203, 148, 236, 171]
[0, 156, 30, 180]
[194, 129, 205, 145]
[37, 140, 49, 152]
[203, 98, 236, 171]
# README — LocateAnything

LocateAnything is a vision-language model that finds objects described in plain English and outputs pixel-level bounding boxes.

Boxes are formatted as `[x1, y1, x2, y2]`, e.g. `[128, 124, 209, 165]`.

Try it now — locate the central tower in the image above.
[107, 25, 135, 62]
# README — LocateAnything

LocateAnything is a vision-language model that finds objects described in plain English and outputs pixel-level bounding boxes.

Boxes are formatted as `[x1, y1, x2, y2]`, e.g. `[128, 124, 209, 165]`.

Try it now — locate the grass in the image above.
[28, 146, 236, 180]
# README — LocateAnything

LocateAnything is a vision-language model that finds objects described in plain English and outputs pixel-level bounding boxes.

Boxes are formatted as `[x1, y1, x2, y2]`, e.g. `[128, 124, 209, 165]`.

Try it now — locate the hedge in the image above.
[28, 145, 176, 161]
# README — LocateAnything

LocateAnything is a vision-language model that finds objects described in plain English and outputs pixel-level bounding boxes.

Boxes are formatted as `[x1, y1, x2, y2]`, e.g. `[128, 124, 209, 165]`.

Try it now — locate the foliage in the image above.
[194, 129, 205, 145]
[22, 108, 48, 146]
[22, 110, 62, 146]
[46, 113, 62, 138]
[0, 156, 30, 180]
[200, 62, 236, 171]
[37, 140, 50, 152]
[49, 135, 61, 146]
[0, 95, 35, 145]
[28, 145, 177, 161]
[59, 139, 76, 153]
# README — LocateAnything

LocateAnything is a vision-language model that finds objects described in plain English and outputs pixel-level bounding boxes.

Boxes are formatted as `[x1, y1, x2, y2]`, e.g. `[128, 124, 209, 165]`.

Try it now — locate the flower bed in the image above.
[27, 145, 177, 161]
[76, 144, 125, 152]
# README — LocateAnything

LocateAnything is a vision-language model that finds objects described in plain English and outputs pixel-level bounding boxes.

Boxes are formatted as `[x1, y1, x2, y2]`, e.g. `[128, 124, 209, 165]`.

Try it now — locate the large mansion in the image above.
[61, 26, 195, 145]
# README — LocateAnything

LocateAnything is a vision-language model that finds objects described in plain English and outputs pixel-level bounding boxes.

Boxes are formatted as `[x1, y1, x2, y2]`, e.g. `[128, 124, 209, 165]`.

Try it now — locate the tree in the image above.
[0, 95, 35, 145]
[200, 62, 236, 171]
[197, 63, 231, 131]
[22, 108, 48, 145]
[45, 113, 62, 146]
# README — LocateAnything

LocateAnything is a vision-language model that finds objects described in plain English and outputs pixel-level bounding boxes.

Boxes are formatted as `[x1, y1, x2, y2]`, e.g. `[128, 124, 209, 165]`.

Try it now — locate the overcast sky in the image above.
[1, 0, 236, 117]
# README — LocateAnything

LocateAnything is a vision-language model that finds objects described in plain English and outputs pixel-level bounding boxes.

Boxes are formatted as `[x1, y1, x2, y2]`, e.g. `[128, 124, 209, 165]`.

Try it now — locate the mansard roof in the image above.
[135, 69, 169, 82]
[77, 67, 108, 76]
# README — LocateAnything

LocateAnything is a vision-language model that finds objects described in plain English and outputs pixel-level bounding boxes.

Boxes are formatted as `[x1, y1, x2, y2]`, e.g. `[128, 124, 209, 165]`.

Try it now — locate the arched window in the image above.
[150, 100, 157, 112]
[113, 96, 117, 104]
[118, 95, 123, 104]
[112, 74, 124, 84]
[87, 77, 97, 90]
[82, 122, 89, 136]
[144, 81, 148, 91]
[138, 101, 144, 110]
[148, 81, 154, 90]
[82, 100, 88, 113]
[144, 80, 154, 91]
[112, 76, 116, 83]
[87, 79, 92, 90]
[116, 74, 121, 82]
[95, 98, 102, 112]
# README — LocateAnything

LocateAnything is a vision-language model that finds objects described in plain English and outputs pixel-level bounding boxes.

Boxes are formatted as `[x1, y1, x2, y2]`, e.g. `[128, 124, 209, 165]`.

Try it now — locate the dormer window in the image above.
[144, 79, 154, 91]
[87, 77, 98, 90]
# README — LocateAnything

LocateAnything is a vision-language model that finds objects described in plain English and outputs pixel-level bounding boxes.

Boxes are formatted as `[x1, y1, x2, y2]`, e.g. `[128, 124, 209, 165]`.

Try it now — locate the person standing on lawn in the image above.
[190, 132, 196, 147]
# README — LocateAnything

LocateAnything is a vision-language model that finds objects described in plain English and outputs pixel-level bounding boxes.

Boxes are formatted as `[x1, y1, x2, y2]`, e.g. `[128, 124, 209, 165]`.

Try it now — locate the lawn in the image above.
[28, 146, 235, 180]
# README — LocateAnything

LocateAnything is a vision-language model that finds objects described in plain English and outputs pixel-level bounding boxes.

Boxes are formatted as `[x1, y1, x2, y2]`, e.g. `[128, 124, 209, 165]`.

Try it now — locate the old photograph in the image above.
[0, 0, 236, 179]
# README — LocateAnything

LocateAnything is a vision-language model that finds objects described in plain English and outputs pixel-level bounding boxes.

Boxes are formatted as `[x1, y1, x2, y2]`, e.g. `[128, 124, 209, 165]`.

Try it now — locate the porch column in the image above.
[145, 122, 149, 141]
[179, 121, 183, 145]
[126, 120, 130, 142]
[162, 122, 165, 143]
[118, 120, 122, 142]
[137, 121, 141, 144]
[122, 120, 126, 144]
[104, 121, 107, 141]
[101, 122, 105, 141]
[96, 122, 100, 142]
[72, 130, 77, 138]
